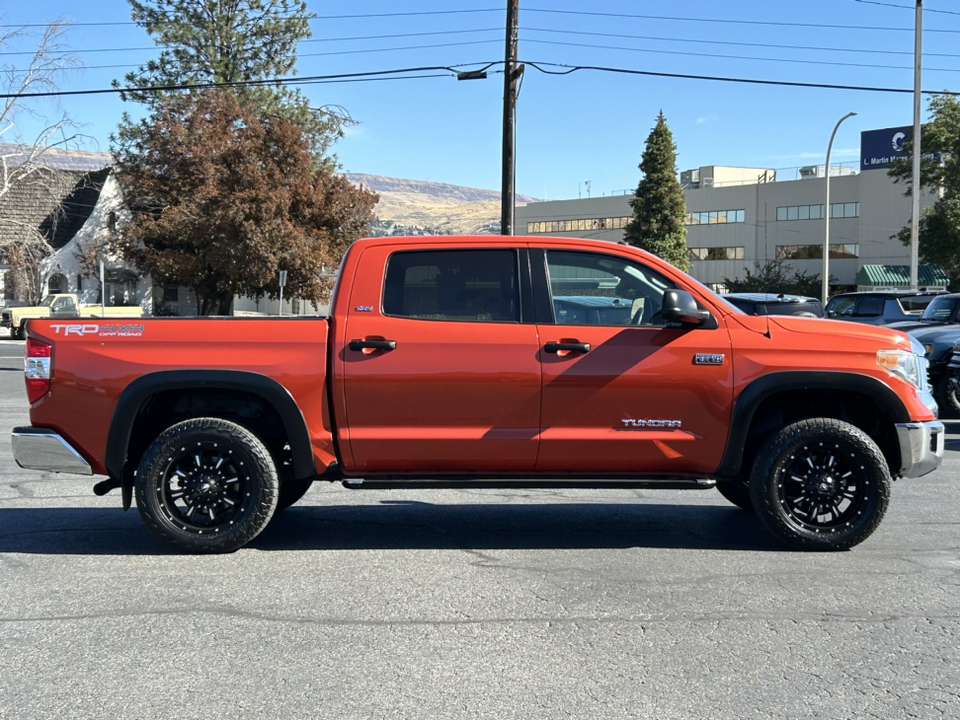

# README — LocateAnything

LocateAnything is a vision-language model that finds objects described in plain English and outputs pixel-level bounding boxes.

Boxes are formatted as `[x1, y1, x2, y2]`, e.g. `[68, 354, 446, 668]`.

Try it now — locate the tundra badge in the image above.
[694, 353, 725, 365]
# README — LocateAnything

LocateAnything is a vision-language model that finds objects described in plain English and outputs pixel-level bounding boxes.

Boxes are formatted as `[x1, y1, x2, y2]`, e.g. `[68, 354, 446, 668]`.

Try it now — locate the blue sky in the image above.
[3, 0, 958, 199]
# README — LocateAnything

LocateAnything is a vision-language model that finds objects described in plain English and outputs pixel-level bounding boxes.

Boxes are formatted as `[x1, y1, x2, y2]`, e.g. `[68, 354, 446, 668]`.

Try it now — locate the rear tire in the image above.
[135, 418, 279, 553]
[750, 418, 890, 551]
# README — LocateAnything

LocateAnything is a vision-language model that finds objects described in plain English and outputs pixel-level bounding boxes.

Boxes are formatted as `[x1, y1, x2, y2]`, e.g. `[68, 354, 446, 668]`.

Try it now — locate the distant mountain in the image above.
[347, 173, 538, 236]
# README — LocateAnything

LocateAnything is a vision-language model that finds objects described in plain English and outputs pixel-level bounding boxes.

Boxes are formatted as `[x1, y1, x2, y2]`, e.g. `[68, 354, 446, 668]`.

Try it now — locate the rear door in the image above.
[338, 243, 542, 475]
[534, 248, 734, 475]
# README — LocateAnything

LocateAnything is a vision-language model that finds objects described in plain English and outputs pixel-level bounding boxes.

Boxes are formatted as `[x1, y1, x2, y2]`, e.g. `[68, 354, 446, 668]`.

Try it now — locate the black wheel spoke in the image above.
[777, 440, 871, 531]
[157, 439, 250, 534]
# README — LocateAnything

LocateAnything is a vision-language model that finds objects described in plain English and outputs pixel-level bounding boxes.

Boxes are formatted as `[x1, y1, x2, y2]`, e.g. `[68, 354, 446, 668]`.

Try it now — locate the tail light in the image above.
[25, 337, 52, 403]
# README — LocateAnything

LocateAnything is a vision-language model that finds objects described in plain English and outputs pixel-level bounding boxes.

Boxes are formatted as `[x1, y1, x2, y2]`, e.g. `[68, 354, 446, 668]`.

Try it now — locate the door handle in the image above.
[544, 341, 591, 354]
[349, 339, 397, 352]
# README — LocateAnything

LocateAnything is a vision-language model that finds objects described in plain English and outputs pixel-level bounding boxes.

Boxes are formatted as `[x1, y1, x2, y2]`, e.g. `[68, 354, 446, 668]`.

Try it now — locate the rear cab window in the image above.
[382, 249, 520, 323]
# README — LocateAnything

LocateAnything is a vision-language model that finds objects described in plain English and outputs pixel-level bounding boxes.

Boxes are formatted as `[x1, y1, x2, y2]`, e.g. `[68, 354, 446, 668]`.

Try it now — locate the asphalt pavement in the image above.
[0, 335, 958, 720]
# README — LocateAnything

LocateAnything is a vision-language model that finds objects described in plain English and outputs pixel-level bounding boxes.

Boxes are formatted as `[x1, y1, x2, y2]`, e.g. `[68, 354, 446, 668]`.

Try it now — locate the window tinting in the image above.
[383, 249, 519, 322]
[545, 250, 677, 327]
[855, 297, 885, 316]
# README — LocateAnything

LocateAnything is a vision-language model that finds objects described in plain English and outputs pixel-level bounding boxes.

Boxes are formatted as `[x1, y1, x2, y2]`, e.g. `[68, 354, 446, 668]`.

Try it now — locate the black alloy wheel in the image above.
[750, 418, 890, 551]
[135, 418, 278, 553]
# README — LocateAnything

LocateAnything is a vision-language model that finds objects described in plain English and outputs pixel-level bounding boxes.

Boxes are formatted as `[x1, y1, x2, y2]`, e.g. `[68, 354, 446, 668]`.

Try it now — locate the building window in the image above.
[689, 246, 745, 261]
[777, 203, 858, 221]
[526, 217, 632, 234]
[775, 244, 859, 260]
[163, 285, 179, 302]
[685, 209, 745, 226]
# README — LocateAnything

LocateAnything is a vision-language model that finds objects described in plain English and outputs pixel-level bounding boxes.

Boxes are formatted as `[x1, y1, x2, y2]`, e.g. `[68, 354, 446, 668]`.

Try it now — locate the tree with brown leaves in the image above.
[113, 90, 378, 315]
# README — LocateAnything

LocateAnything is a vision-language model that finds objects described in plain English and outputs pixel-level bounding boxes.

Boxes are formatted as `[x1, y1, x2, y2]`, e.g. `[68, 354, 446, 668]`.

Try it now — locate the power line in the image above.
[522, 60, 960, 96]
[522, 38, 960, 73]
[0, 9, 504, 29]
[852, 0, 960, 16]
[524, 7, 960, 33]
[0, 27, 503, 56]
[525, 25, 960, 59]
[0, 64, 481, 99]
[6, 58, 959, 100]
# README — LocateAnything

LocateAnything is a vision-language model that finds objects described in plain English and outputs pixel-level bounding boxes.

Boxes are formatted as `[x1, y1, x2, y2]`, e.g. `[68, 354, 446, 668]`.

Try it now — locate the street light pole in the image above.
[910, 0, 923, 289]
[823, 111, 857, 306]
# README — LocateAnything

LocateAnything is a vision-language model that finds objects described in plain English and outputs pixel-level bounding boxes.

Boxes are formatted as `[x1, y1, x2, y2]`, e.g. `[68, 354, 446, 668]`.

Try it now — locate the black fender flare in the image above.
[716, 371, 910, 478]
[105, 370, 315, 481]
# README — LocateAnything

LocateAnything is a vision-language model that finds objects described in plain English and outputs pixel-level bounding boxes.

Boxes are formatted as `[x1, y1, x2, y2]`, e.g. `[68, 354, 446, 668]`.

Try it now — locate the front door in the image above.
[535, 249, 734, 475]
[339, 244, 542, 475]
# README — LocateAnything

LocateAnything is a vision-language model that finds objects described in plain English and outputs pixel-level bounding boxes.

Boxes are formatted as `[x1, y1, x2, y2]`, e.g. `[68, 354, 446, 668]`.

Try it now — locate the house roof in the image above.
[855, 264, 949, 287]
[0, 144, 112, 172]
[0, 167, 110, 258]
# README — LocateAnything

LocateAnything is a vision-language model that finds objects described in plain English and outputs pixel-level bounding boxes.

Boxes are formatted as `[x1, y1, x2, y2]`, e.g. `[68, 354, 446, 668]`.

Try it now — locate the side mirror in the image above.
[661, 289, 711, 326]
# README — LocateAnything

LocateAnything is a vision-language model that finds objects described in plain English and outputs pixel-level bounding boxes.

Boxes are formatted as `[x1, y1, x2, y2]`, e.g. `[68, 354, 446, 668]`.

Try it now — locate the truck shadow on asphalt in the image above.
[0, 501, 784, 554]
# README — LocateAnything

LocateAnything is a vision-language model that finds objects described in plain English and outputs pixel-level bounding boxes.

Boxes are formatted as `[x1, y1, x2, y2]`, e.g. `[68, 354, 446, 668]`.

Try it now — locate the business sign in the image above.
[860, 125, 934, 171]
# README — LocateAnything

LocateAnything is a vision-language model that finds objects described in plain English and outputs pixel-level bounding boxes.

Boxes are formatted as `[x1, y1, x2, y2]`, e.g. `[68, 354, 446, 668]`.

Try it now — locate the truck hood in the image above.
[768, 315, 914, 350]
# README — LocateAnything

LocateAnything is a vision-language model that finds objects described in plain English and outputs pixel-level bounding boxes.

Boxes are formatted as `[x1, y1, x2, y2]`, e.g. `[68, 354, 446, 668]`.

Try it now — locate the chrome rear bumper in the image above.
[11, 427, 92, 475]
[895, 421, 945, 479]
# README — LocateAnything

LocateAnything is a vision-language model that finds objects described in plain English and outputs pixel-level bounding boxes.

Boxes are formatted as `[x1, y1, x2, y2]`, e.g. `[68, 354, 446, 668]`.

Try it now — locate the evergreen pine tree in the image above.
[624, 111, 690, 272]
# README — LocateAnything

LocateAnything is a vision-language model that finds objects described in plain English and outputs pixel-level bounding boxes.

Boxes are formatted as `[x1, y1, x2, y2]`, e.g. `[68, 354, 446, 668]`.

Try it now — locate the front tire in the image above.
[750, 418, 891, 551]
[135, 418, 279, 553]
[10, 324, 23, 340]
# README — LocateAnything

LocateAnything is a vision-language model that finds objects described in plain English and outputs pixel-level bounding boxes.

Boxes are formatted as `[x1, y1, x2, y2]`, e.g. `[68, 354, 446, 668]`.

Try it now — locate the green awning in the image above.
[855, 264, 948, 288]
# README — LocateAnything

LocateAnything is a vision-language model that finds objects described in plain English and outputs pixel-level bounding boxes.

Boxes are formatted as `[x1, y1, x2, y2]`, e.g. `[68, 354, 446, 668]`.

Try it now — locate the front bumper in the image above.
[11, 427, 92, 475]
[895, 421, 945, 478]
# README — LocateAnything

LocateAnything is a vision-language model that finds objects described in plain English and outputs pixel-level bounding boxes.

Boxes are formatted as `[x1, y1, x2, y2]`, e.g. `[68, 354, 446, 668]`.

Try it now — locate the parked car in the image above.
[12, 235, 943, 553]
[872, 295, 960, 414]
[825, 290, 948, 326]
[722, 293, 825, 317]
[553, 296, 635, 325]
[1, 294, 144, 340]
[885, 293, 960, 333]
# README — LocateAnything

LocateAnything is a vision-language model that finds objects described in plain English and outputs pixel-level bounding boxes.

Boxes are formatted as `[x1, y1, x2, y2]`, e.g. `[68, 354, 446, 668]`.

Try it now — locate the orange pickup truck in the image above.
[12, 236, 944, 553]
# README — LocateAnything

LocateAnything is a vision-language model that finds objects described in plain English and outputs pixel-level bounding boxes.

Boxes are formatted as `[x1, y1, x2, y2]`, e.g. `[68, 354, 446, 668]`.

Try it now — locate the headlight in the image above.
[878, 349, 926, 390]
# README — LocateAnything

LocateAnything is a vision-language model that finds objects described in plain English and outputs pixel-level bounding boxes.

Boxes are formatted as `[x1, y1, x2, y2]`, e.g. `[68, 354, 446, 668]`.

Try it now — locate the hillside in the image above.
[346, 173, 538, 236]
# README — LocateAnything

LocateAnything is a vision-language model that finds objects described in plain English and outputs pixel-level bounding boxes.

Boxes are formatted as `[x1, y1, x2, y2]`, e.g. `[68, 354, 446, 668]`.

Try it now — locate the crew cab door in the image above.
[338, 244, 541, 474]
[534, 248, 734, 475]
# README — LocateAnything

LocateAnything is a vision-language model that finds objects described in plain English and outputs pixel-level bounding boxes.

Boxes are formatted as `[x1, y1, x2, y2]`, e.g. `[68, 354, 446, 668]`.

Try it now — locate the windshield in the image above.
[40, 296, 58, 308]
[920, 296, 958, 321]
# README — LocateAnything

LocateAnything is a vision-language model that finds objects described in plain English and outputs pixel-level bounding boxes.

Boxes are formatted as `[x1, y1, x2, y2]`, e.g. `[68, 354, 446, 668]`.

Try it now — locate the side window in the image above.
[827, 297, 856, 317]
[383, 249, 519, 322]
[545, 250, 677, 326]
[854, 297, 884, 317]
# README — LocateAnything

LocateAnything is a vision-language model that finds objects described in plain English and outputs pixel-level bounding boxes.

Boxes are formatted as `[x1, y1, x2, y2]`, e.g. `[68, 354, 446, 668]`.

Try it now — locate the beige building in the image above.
[517, 154, 937, 293]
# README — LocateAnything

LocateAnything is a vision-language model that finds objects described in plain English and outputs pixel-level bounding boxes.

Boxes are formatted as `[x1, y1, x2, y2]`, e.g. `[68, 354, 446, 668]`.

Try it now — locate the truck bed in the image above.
[25, 317, 334, 477]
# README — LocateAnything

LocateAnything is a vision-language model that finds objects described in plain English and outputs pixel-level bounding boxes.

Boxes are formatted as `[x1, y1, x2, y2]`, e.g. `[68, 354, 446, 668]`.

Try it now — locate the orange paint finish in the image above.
[27, 318, 335, 475]
[25, 235, 939, 485]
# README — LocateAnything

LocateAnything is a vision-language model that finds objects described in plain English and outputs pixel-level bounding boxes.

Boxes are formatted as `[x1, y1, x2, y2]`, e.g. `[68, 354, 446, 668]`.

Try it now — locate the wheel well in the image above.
[740, 388, 900, 478]
[126, 389, 293, 481]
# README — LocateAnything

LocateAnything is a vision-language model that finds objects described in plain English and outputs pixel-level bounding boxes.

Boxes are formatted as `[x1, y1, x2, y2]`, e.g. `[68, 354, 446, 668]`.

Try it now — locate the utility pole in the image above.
[910, 0, 923, 289]
[501, 0, 519, 235]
